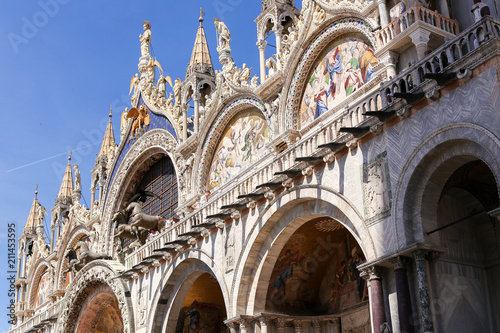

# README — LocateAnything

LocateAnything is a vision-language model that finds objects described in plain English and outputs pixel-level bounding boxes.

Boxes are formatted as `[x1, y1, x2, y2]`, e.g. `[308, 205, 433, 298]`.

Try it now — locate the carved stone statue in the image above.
[214, 18, 231, 51]
[140, 21, 152, 57]
[73, 164, 82, 190]
[240, 64, 252, 86]
[251, 75, 260, 88]
[266, 57, 278, 77]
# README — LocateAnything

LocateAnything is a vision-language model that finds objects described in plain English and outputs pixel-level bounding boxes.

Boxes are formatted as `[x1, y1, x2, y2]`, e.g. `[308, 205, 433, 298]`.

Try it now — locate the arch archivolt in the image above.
[54, 226, 90, 290]
[102, 129, 179, 253]
[57, 260, 132, 333]
[393, 123, 500, 248]
[195, 95, 269, 192]
[231, 185, 375, 316]
[283, 16, 377, 130]
[147, 249, 230, 333]
[27, 260, 50, 309]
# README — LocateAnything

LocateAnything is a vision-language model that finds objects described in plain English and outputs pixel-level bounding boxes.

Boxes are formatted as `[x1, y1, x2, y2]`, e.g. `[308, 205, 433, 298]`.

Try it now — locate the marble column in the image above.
[379, 50, 399, 80]
[389, 256, 414, 333]
[326, 318, 341, 333]
[312, 319, 321, 333]
[377, 0, 390, 27]
[366, 266, 386, 333]
[409, 29, 431, 61]
[239, 318, 249, 333]
[193, 92, 200, 134]
[227, 322, 237, 333]
[182, 104, 188, 141]
[293, 320, 302, 333]
[257, 40, 268, 81]
[274, 27, 283, 56]
[413, 250, 434, 333]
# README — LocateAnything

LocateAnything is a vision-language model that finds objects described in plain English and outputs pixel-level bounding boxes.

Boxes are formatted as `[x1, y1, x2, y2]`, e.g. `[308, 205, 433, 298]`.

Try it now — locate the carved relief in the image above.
[225, 224, 235, 272]
[363, 152, 391, 222]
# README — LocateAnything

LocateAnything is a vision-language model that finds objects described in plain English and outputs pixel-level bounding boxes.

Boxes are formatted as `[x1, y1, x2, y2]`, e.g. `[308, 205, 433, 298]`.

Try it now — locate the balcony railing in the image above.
[123, 16, 500, 271]
[9, 300, 62, 333]
[376, 5, 460, 49]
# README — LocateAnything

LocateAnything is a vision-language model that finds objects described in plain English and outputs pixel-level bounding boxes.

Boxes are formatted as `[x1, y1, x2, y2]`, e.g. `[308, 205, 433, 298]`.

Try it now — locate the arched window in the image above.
[138, 155, 178, 219]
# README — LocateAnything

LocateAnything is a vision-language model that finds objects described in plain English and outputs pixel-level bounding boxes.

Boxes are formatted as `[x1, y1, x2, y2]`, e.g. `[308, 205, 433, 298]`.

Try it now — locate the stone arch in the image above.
[55, 226, 89, 291]
[257, 14, 276, 40]
[393, 123, 500, 248]
[27, 260, 51, 310]
[195, 95, 270, 192]
[147, 249, 230, 333]
[283, 16, 377, 130]
[57, 260, 133, 333]
[231, 185, 375, 316]
[102, 129, 179, 253]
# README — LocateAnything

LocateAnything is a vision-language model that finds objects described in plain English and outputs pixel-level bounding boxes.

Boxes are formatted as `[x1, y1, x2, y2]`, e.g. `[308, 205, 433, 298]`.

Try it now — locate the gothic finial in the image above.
[68, 150, 72, 161]
[109, 105, 113, 118]
[199, 7, 205, 23]
[35, 184, 38, 198]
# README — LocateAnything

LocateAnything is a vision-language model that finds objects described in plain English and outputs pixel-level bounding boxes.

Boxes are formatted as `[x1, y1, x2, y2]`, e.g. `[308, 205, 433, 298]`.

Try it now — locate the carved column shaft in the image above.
[257, 40, 268, 81]
[413, 250, 434, 333]
[390, 256, 414, 333]
[193, 92, 200, 134]
[367, 267, 386, 333]
[182, 104, 188, 141]
[377, 0, 390, 27]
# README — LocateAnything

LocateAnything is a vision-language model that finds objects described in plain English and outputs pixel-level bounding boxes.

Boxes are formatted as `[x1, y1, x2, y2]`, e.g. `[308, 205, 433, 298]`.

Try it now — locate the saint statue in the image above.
[73, 164, 82, 191]
[140, 21, 152, 57]
[214, 19, 231, 51]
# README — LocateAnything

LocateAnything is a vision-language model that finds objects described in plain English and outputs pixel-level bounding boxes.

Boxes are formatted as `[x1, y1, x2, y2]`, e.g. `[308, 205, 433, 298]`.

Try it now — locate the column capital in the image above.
[275, 317, 288, 328]
[376, 0, 387, 5]
[259, 315, 272, 326]
[409, 29, 431, 46]
[379, 50, 400, 65]
[257, 39, 268, 50]
[312, 319, 321, 328]
[360, 265, 383, 280]
[293, 319, 303, 329]
[389, 256, 406, 269]
[413, 249, 429, 261]
[193, 91, 201, 101]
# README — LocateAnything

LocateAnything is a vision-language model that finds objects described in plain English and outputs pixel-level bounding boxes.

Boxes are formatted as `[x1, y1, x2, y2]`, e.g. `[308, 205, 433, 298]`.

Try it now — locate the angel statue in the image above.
[214, 18, 231, 51]
[140, 21, 152, 57]
[127, 104, 150, 137]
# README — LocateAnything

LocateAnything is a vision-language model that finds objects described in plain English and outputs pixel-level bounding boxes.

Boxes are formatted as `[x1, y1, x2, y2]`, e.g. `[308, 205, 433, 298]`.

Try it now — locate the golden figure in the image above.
[127, 104, 150, 136]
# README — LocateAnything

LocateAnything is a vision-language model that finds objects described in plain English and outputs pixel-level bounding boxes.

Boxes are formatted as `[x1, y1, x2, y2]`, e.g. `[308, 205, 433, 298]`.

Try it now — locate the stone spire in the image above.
[56, 152, 74, 206]
[25, 185, 45, 232]
[186, 8, 214, 77]
[98, 107, 117, 158]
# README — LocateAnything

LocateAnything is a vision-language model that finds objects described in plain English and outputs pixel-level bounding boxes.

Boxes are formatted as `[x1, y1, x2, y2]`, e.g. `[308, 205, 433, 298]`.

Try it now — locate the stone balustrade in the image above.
[10, 300, 62, 333]
[376, 5, 459, 49]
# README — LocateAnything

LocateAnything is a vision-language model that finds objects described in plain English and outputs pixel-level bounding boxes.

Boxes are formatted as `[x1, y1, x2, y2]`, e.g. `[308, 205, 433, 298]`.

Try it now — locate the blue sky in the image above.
[0, 1, 299, 330]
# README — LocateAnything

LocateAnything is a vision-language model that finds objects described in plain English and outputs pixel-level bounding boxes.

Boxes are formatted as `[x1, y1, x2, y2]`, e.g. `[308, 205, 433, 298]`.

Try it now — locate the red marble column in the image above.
[364, 266, 386, 333]
[390, 256, 414, 333]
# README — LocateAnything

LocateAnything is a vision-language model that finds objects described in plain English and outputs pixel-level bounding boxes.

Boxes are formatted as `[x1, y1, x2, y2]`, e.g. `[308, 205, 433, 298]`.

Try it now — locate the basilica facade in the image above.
[11, 1, 500, 332]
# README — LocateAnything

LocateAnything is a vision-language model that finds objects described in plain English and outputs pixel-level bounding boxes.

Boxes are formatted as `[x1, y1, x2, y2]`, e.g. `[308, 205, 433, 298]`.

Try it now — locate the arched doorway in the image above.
[258, 215, 370, 332]
[173, 272, 227, 332]
[75, 287, 123, 333]
[424, 159, 500, 332]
